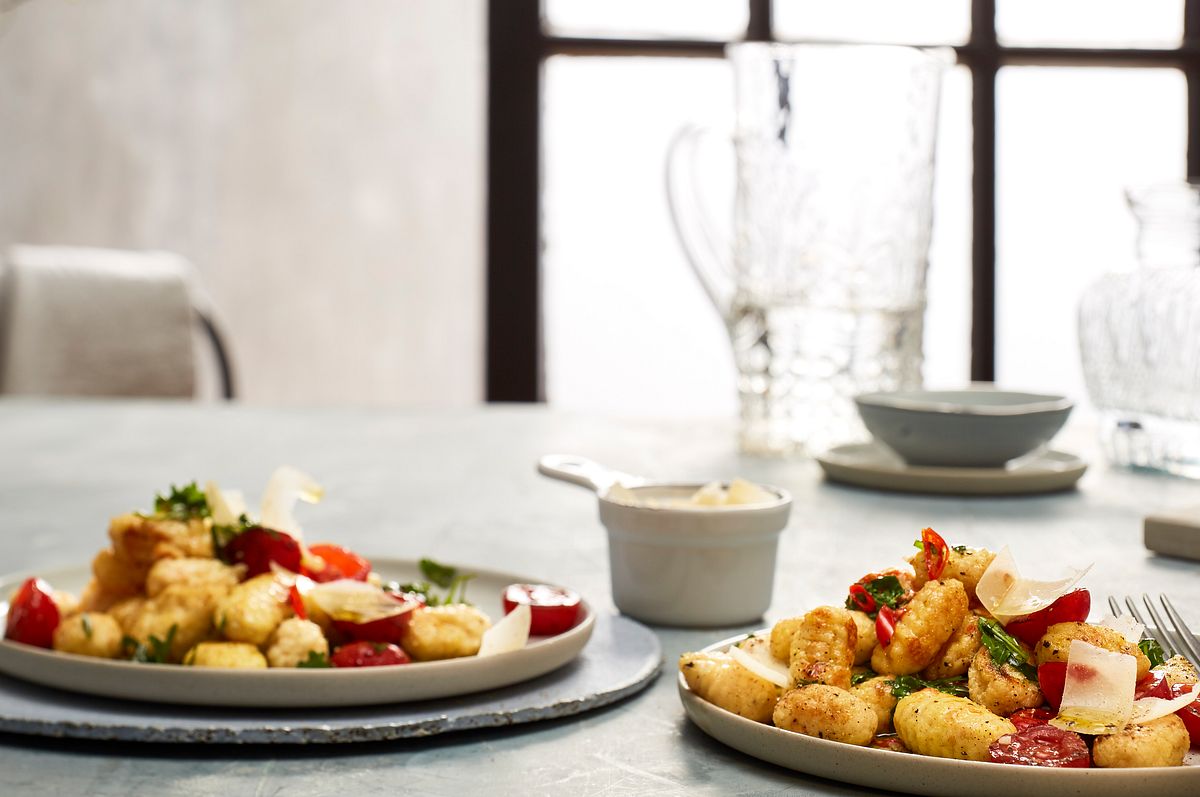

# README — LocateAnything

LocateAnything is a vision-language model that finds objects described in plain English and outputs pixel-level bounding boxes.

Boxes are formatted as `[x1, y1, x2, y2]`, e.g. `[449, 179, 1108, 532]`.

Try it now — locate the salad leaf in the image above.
[298, 651, 331, 668]
[890, 674, 969, 699]
[122, 625, 178, 664]
[1139, 638, 1166, 669]
[978, 618, 1038, 681]
[154, 483, 209, 521]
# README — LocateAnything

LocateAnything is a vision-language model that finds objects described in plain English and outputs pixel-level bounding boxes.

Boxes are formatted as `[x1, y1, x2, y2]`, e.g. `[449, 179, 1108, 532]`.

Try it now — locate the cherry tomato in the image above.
[875, 605, 904, 647]
[4, 577, 60, 649]
[331, 640, 411, 667]
[1171, 683, 1200, 747]
[988, 725, 1090, 768]
[919, 528, 950, 580]
[222, 527, 302, 577]
[1009, 708, 1056, 731]
[1004, 589, 1091, 647]
[502, 584, 582, 636]
[304, 544, 371, 583]
[333, 593, 424, 645]
[1135, 670, 1173, 700]
[1038, 661, 1068, 709]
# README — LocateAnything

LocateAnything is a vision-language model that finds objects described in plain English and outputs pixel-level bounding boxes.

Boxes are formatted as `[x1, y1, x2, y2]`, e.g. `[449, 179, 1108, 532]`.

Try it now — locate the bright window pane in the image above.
[543, 0, 747, 40]
[544, 56, 971, 417]
[996, 67, 1186, 409]
[996, 1, 1183, 48]
[773, 0, 970, 45]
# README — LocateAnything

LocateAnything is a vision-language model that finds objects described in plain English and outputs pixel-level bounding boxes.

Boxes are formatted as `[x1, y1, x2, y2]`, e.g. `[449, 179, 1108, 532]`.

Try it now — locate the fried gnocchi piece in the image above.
[967, 646, 1042, 716]
[108, 512, 214, 566]
[401, 604, 491, 661]
[788, 606, 858, 689]
[1157, 654, 1198, 686]
[51, 590, 80, 618]
[266, 618, 329, 668]
[921, 613, 980, 680]
[126, 583, 226, 662]
[850, 675, 898, 733]
[894, 688, 1016, 761]
[680, 650, 780, 723]
[1036, 622, 1151, 681]
[78, 578, 126, 613]
[51, 612, 123, 659]
[214, 573, 289, 646]
[849, 611, 877, 665]
[1093, 715, 1190, 768]
[871, 580, 968, 676]
[91, 546, 147, 597]
[911, 546, 995, 602]
[145, 557, 242, 598]
[772, 684, 877, 745]
[183, 641, 268, 669]
[769, 616, 802, 663]
[108, 595, 146, 633]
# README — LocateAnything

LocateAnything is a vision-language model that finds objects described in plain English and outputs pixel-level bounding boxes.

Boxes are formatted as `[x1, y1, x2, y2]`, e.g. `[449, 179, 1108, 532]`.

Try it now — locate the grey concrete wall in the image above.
[0, 0, 485, 406]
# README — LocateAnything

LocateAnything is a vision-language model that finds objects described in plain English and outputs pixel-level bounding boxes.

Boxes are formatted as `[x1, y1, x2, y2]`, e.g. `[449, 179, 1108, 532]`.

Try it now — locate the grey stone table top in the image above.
[1, 399, 1199, 796]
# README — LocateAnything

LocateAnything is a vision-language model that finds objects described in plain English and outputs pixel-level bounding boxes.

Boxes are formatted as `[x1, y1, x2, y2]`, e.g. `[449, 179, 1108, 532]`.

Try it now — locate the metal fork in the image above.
[1108, 594, 1200, 665]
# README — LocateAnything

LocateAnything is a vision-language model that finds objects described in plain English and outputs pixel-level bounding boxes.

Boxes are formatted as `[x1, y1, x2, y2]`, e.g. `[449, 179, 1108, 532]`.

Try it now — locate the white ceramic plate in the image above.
[0, 559, 594, 708]
[679, 632, 1198, 797]
[817, 443, 1087, 496]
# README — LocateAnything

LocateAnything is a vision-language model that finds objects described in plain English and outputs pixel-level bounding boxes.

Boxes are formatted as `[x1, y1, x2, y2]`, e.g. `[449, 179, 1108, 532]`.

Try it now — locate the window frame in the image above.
[486, 0, 1200, 401]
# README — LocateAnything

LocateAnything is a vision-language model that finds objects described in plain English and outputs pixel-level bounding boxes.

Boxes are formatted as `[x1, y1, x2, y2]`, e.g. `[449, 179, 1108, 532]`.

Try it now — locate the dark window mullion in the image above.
[970, 0, 997, 383]
[1186, 0, 1200, 177]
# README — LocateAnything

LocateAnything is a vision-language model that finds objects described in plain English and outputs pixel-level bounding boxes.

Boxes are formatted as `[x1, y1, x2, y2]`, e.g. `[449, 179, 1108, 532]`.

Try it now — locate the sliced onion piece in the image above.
[1050, 640, 1136, 735]
[308, 579, 417, 623]
[205, 481, 248, 528]
[1097, 614, 1144, 645]
[728, 642, 790, 688]
[260, 466, 324, 540]
[478, 603, 529, 657]
[976, 546, 1092, 623]
[1131, 682, 1200, 724]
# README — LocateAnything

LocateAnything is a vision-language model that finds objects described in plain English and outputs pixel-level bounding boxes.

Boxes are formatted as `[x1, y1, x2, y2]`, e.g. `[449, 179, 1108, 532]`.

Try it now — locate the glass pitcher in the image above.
[667, 43, 945, 456]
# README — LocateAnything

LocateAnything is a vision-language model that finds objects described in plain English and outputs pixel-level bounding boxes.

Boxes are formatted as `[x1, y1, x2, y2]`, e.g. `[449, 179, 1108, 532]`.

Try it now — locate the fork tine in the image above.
[1139, 594, 1181, 659]
[1159, 595, 1200, 665]
[1123, 595, 1152, 636]
[1107, 595, 1122, 617]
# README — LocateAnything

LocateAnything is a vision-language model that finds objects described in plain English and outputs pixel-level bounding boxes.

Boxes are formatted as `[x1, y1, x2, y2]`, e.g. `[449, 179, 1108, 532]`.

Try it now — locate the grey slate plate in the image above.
[0, 613, 660, 744]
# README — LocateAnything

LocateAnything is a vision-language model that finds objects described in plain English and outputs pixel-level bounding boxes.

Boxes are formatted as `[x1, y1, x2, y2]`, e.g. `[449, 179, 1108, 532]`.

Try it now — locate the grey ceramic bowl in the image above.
[854, 389, 1073, 468]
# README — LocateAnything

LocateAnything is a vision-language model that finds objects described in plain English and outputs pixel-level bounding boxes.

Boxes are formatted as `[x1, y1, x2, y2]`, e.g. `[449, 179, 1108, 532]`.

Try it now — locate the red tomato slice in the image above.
[304, 544, 371, 583]
[1171, 683, 1200, 747]
[988, 725, 1090, 768]
[1038, 661, 1068, 709]
[1136, 670, 1173, 701]
[4, 577, 60, 649]
[332, 593, 424, 645]
[1004, 589, 1091, 647]
[502, 584, 581, 636]
[1009, 708, 1056, 731]
[331, 640, 411, 667]
[222, 527, 302, 577]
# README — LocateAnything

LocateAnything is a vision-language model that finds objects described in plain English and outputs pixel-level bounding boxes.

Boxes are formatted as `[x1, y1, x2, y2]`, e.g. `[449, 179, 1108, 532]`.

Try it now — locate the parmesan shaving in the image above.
[205, 481, 247, 528]
[1050, 640, 1136, 735]
[478, 603, 530, 657]
[975, 545, 1092, 623]
[1131, 682, 1200, 725]
[308, 580, 417, 623]
[260, 466, 324, 540]
[728, 642, 790, 688]
[1097, 614, 1144, 645]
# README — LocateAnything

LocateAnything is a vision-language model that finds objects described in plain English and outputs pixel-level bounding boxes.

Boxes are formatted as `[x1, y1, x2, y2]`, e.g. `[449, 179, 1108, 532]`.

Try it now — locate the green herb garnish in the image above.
[952, 545, 969, 554]
[81, 615, 93, 639]
[387, 558, 476, 606]
[122, 624, 178, 664]
[851, 669, 878, 686]
[978, 618, 1037, 681]
[154, 482, 209, 521]
[298, 651, 331, 668]
[845, 575, 907, 618]
[1139, 638, 1166, 669]
[890, 674, 969, 699]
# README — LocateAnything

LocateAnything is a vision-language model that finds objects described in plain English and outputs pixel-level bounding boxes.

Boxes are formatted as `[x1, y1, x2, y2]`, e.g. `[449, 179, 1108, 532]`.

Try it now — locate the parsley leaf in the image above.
[419, 558, 459, 589]
[390, 559, 476, 606]
[978, 618, 1038, 681]
[298, 651, 331, 668]
[122, 624, 178, 664]
[851, 669, 878, 686]
[890, 674, 969, 699]
[1138, 639, 1166, 669]
[154, 483, 210, 521]
[81, 615, 93, 639]
[952, 545, 969, 554]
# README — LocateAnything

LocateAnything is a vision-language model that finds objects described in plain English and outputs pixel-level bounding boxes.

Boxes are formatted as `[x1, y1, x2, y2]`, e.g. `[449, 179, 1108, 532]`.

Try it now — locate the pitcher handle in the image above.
[537, 454, 643, 494]
[665, 124, 735, 319]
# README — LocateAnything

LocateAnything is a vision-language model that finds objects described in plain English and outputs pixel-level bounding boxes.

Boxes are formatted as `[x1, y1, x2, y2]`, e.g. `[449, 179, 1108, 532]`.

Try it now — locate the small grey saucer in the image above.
[0, 613, 660, 744]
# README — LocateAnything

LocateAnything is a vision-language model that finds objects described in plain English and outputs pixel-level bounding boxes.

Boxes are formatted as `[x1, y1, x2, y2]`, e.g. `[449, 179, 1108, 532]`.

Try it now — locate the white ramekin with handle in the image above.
[538, 454, 791, 627]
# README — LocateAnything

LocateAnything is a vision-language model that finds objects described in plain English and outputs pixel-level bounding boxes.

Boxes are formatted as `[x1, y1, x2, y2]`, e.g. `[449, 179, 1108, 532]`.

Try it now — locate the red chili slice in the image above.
[920, 528, 950, 580]
[331, 640, 411, 667]
[222, 527, 302, 577]
[1009, 708, 1056, 731]
[304, 544, 371, 583]
[847, 583, 877, 614]
[3, 577, 60, 649]
[876, 605, 904, 647]
[988, 725, 1090, 768]
[1171, 683, 1200, 746]
[502, 584, 582, 636]
[1004, 589, 1091, 647]
[1037, 662, 1068, 710]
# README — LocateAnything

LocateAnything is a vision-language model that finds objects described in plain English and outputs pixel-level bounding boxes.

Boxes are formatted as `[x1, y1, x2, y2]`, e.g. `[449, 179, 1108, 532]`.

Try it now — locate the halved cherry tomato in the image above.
[920, 528, 950, 580]
[1135, 670, 1172, 701]
[1009, 708, 1056, 731]
[1038, 661, 1068, 709]
[847, 583, 877, 614]
[222, 527, 302, 577]
[304, 544, 371, 583]
[1171, 683, 1200, 746]
[331, 640, 411, 667]
[988, 725, 1090, 768]
[502, 584, 581, 636]
[4, 577, 60, 649]
[1004, 589, 1091, 647]
[876, 605, 904, 647]
[332, 593, 424, 645]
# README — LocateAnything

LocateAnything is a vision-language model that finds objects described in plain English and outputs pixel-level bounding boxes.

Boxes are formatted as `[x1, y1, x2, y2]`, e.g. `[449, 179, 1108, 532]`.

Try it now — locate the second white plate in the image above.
[0, 559, 594, 708]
